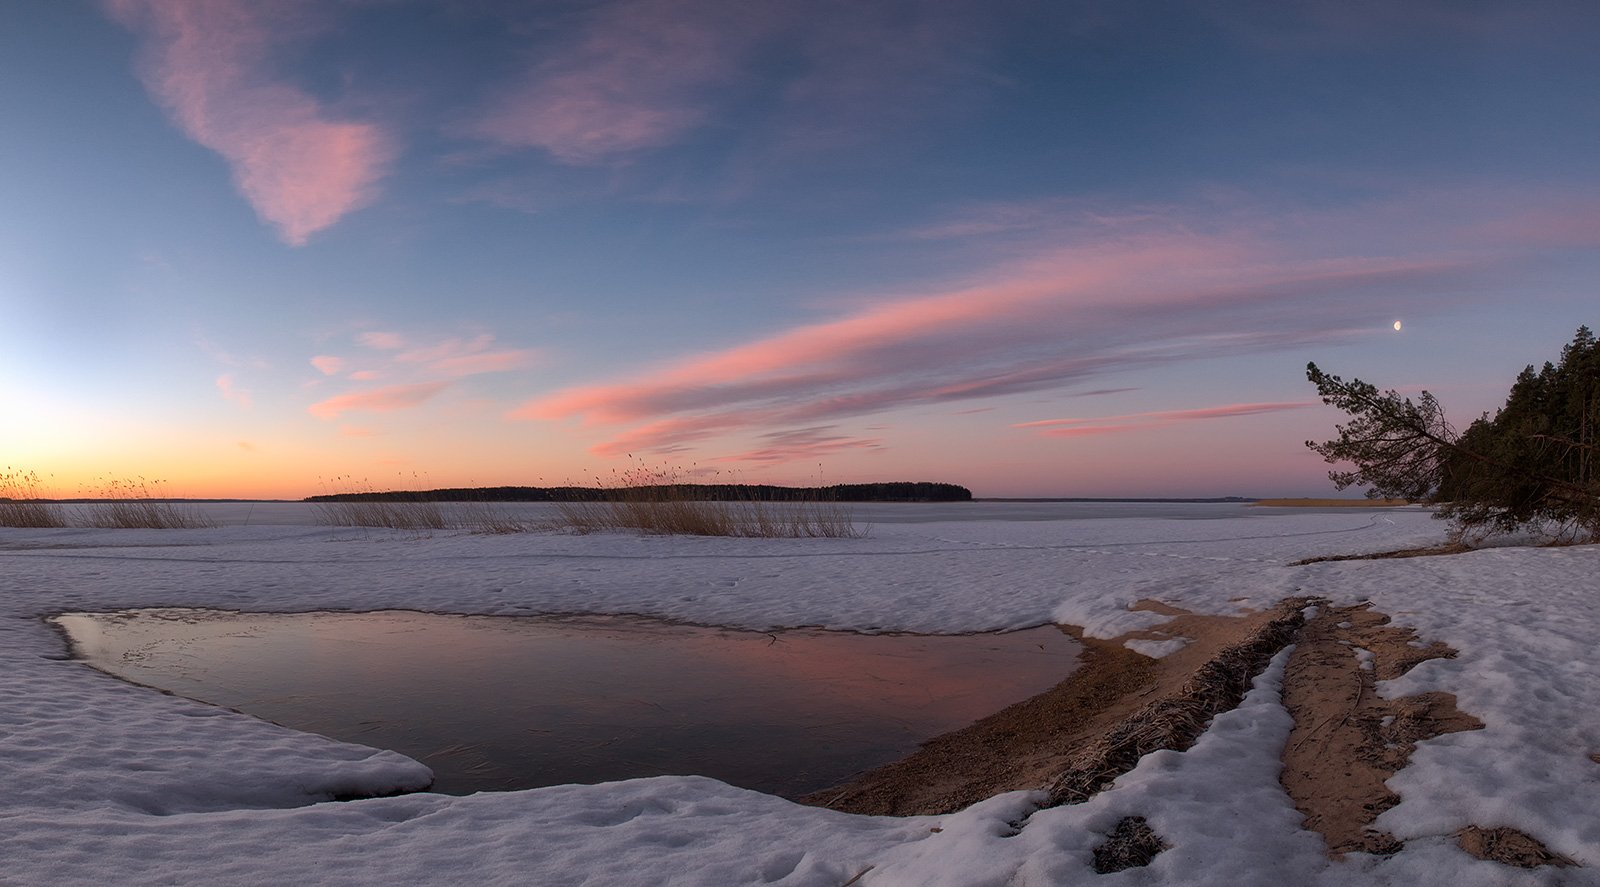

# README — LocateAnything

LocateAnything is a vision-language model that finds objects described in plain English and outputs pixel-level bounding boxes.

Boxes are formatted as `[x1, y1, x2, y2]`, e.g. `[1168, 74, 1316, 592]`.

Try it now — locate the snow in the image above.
[1122, 637, 1192, 658]
[2, 504, 1596, 885]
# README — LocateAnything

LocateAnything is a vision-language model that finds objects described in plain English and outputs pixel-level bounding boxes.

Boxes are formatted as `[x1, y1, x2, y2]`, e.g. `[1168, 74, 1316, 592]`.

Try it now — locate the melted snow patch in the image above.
[1124, 637, 1193, 658]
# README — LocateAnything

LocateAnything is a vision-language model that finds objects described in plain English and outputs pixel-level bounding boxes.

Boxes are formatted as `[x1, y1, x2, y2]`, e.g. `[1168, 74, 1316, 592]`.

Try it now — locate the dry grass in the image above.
[455, 502, 537, 535]
[1456, 826, 1577, 869]
[312, 476, 450, 530]
[74, 477, 215, 529]
[1046, 600, 1307, 806]
[1293, 542, 1472, 565]
[307, 465, 862, 537]
[551, 464, 862, 538]
[1092, 816, 1169, 873]
[0, 468, 68, 528]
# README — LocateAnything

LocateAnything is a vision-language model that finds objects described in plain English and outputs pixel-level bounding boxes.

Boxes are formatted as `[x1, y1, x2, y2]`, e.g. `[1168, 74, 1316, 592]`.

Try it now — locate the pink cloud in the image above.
[215, 373, 251, 408]
[359, 331, 407, 350]
[512, 232, 1455, 444]
[504, 188, 1552, 459]
[377, 329, 540, 374]
[516, 239, 1226, 423]
[1467, 198, 1600, 250]
[310, 355, 344, 376]
[304, 331, 533, 422]
[394, 334, 494, 364]
[108, 0, 394, 245]
[429, 351, 536, 377]
[1016, 401, 1316, 437]
[391, 335, 536, 377]
[1024, 424, 1144, 439]
[716, 427, 884, 465]
[461, 1, 990, 168]
[465, 0, 771, 164]
[308, 381, 449, 420]
[589, 414, 747, 457]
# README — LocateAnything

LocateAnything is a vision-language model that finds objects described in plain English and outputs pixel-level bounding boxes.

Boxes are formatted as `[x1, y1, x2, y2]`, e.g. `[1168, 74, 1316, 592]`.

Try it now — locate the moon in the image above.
[1393, 320, 1403, 331]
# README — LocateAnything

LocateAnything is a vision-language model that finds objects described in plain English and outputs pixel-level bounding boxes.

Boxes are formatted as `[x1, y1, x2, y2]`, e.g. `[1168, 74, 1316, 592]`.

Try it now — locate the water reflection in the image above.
[54, 610, 1079, 797]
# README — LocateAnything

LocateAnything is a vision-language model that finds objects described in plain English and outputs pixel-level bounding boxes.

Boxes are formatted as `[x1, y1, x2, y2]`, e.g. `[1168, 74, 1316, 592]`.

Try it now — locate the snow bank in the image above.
[2, 507, 1594, 884]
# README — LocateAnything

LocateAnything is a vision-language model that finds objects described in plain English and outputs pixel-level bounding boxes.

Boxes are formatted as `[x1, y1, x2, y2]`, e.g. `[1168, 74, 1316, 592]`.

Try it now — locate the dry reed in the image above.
[74, 477, 215, 529]
[456, 502, 536, 534]
[551, 464, 861, 538]
[312, 476, 450, 530]
[0, 468, 67, 528]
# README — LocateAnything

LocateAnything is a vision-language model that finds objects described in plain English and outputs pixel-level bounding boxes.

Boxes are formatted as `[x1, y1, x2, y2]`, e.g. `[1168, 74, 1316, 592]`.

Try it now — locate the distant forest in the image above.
[305, 482, 973, 504]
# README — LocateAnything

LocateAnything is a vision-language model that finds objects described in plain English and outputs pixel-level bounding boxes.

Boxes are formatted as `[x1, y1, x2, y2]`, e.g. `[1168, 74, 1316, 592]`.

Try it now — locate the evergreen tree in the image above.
[1307, 326, 1600, 540]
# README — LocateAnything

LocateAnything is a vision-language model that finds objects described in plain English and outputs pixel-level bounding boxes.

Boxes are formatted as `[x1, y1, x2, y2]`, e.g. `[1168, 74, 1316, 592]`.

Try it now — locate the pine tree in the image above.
[1307, 326, 1600, 540]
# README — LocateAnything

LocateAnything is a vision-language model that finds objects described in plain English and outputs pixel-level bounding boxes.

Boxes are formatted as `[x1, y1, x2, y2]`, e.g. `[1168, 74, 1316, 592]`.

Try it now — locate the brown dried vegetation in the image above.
[1092, 816, 1169, 873]
[1456, 826, 1576, 869]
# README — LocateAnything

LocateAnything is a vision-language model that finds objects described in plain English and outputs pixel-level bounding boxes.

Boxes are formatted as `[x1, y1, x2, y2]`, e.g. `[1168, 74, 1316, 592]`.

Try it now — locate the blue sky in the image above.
[2, 0, 1597, 498]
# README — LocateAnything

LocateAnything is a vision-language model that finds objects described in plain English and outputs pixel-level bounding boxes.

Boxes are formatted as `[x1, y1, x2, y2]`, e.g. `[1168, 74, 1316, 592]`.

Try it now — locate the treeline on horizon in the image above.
[304, 481, 974, 504]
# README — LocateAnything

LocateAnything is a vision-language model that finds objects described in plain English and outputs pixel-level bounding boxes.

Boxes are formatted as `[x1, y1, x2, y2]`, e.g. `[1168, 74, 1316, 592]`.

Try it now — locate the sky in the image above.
[2, 0, 1597, 500]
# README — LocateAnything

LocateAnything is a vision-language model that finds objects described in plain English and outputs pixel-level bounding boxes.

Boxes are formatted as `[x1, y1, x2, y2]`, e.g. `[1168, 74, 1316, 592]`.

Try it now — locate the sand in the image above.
[1277, 602, 1481, 855]
[806, 593, 1578, 872]
[806, 599, 1307, 816]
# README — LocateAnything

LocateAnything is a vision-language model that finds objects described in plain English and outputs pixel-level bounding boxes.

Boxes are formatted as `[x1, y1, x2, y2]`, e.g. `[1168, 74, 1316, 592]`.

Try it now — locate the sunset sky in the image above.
[3, 1, 1597, 499]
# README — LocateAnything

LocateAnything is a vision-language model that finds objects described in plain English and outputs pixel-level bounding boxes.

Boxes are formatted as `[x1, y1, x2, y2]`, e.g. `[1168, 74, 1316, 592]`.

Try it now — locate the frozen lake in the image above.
[182, 499, 1420, 527]
[12, 505, 1594, 885]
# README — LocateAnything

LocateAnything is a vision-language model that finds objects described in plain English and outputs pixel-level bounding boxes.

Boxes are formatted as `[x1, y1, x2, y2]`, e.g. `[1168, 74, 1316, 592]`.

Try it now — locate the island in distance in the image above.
[305, 482, 976, 504]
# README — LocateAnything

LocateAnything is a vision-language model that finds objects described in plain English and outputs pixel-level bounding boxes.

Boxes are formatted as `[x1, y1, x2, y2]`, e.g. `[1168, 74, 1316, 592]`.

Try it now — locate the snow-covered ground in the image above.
[2, 505, 1596, 885]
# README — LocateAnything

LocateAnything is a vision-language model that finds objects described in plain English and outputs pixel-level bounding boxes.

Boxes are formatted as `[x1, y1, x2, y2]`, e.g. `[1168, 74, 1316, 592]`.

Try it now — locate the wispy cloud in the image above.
[215, 373, 251, 408]
[717, 427, 884, 465]
[429, 350, 535, 378]
[308, 382, 449, 420]
[305, 330, 535, 421]
[461, 0, 1000, 169]
[310, 355, 345, 376]
[464, 0, 771, 164]
[391, 334, 537, 378]
[506, 178, 1592, 462]
[194, 333, 269, 370]
[1016, 401, 1315, 438]
[108, 0, 393, 245]
[517, 237, 1229, 423]
[513, 214, 1472, 457]
[359, 331, 406, 350]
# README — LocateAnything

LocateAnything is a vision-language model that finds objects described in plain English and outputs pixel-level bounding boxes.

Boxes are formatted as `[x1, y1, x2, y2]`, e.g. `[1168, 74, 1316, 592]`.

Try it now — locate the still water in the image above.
[54, 610, 1079, 797]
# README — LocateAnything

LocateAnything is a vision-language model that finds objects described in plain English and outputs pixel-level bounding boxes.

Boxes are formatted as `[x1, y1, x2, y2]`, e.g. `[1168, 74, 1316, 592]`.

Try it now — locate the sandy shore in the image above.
[804, 594, 1574, 871]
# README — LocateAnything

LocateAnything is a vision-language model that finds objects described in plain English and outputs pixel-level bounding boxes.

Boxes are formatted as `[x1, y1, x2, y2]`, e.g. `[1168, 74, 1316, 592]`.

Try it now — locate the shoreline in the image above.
[1251, 498, 1414, 507]
[805, 590, 1570, 869]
